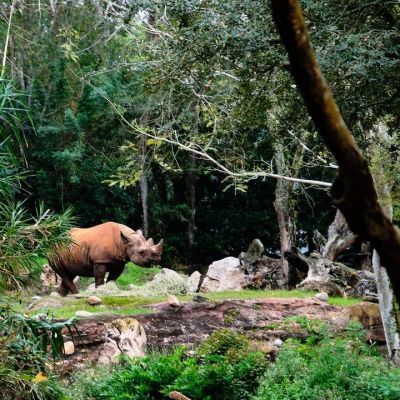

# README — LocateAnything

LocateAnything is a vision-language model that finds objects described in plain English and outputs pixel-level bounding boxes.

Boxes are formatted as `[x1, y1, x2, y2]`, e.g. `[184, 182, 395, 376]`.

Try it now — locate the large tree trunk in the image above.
[271, 0, 400, 306]
[273, 140, 295, 286]
[273, 133, 306, 287]
[370, 123, 400, 365]
[186, 156, 196, 250]
[139, 134, 149, 237]
[186, 103, 200, 251]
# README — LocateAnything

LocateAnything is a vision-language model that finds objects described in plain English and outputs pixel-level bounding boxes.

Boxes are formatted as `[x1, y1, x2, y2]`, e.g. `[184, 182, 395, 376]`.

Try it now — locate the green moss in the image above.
[116, 263, 161, 288]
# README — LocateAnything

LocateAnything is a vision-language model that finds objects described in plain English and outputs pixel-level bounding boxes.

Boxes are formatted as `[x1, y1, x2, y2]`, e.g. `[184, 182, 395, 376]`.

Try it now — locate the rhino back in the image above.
[71, 222, 129, 264]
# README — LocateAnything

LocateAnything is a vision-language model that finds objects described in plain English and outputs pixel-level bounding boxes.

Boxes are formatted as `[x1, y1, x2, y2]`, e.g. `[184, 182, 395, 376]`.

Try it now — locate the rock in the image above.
[239, 239, 264, 272]
[186, 271, 202, 293]
[192, 295, 210, 303]
[87, 296, 102, 306]
[245, 256, 285, 290]
[27, 303, 34, 310]
[32, 295, 42, 301]
[168, 391, 192, 400]
[75, 310, 95, 318]
[273, 338, 283, 347]
[314, 292, 329, 302]
[168, 295, 180, 307]
[31, 300, 62, 310]
[87, 283, 96, 291]
[363, 293, 379, 303]
[346, 270, 377, 298]
[98, 318, 146, 364]
[335, 302, 385, 342]
[64, 298, 340, 358]
[63, 341, 75, 355]
[200, 257, 245, 292]
[33, 313, 48, 320]
[297, 253, 360, 296]
[128, 284, 138, 290]
[40, 264, 60, 292]
[50, 291, 61, 297]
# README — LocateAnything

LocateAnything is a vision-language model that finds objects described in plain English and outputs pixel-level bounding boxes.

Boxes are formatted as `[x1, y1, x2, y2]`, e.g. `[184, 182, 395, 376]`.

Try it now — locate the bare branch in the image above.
[1, 0, 16, 77]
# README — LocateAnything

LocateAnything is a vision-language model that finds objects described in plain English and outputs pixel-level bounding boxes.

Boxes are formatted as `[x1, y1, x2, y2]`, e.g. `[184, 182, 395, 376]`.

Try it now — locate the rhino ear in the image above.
[136, 229, 143, 236]
[120, 232, 129, 244]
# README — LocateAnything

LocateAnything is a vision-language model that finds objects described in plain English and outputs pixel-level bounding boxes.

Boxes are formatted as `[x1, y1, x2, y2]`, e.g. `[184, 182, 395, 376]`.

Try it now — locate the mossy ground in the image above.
[15, 259, 361, 319]
[10, 289, 361, 319]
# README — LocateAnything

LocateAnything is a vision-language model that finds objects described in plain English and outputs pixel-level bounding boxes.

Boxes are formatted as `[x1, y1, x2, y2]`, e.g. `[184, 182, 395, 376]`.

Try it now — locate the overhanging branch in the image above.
[69, 68, 332, 188]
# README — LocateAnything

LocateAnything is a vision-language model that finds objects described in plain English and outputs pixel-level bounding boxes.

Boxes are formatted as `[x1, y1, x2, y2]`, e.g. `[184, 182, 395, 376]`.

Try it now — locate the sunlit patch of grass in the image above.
[188, 289, 362, 307]
[199, 289, 318, 301]
[328, 296, 362, 307]
[117, 263, 161, 288]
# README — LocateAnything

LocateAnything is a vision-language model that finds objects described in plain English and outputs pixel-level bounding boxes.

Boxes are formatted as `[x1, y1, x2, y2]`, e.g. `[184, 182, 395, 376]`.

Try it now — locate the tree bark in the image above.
[271, 0, 400, 306]
[273, 132, 306, 287]
[273, 140, 295, 286]
[369, 123, 400, 365]
[139, 134, 149, 237]
[323, 210, 354, 260]
[186, 103, 200, 251]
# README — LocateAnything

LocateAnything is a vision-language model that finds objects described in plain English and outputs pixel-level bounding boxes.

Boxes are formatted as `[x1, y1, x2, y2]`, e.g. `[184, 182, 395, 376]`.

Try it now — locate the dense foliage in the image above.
[0, 1, 399, 266]
[67, 324, 400, 400]
[0, 299, 76, 400]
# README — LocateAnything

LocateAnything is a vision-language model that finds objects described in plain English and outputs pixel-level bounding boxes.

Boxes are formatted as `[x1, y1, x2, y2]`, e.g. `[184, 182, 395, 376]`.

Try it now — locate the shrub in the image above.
[0, 298, 76, 400]
[253, 322, 400, 400]
[68, 329, 268, 400]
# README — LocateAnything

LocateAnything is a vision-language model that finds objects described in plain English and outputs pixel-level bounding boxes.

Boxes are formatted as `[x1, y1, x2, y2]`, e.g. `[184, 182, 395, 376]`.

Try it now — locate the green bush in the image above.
[68, 329, 268, 400]
[253, 322, 400, 400]
[0, 298, 75, 400]
[68, 324, 400, 400]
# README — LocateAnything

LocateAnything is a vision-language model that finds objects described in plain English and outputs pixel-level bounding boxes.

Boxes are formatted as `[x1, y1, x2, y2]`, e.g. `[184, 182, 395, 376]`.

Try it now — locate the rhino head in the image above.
[120, 229, 163, 267]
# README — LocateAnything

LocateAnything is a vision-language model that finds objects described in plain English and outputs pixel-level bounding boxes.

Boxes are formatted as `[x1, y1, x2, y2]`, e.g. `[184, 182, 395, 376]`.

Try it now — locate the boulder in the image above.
[335, 302, 385, 342]
[63, 341, 75, 355]
[168, 295, 180, 307]
[297, 253, 360, 296]
[239, 239, 264, 272]
[200, 257, 246, 292]
[187, 271, 202, 293]
[87, 296, 102, 306]
[314, 292, 329, 302]
[346, 270, 377, 298]
[40, 264, 60, 292]
[98, 318, 146, 364]
[75, 310, 95, 318]
[245, 256, 285, 290]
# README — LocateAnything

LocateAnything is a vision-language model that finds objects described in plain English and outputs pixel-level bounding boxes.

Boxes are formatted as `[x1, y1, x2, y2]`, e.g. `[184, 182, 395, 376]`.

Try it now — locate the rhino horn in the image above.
[153, 239, 163, 253]
[146, 238, 154, 246]
[136, 229, 143, 236]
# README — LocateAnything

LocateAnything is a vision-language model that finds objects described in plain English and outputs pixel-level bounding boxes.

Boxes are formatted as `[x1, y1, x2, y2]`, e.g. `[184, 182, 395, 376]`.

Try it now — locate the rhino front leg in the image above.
[94, 263, 107, 287]
[107, 265, 125, 283]
[58, 275, 78, 296]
